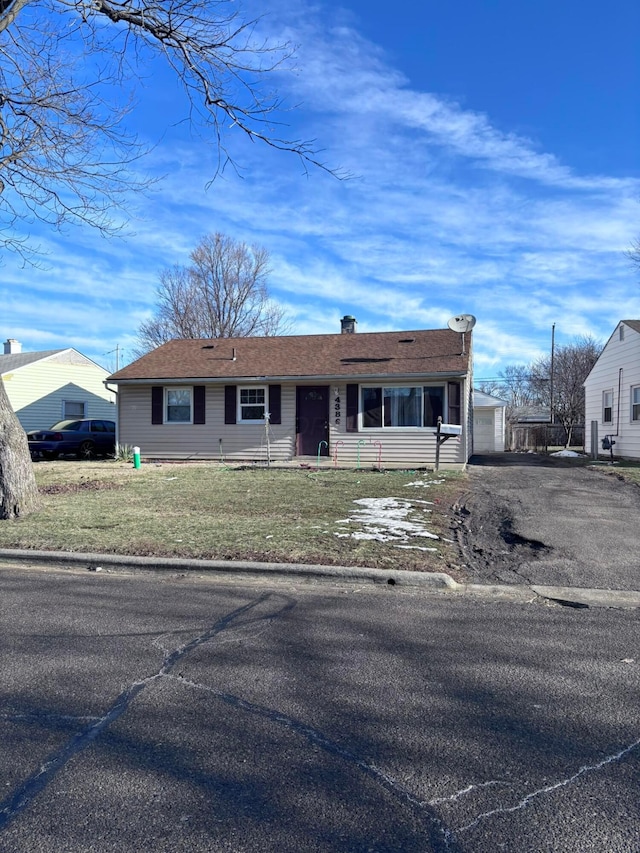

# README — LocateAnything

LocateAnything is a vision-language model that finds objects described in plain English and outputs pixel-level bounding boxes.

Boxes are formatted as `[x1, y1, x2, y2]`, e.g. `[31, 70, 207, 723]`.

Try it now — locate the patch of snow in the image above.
[404, 479, 445, 488]
[550, 450, 586, 457]
[394, 545, 439, 552]
[335, 496, 439, 545]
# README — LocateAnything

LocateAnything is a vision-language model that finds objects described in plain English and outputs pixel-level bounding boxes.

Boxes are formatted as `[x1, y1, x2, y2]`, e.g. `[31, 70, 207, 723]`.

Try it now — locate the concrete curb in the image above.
[0, 549, 459, 590]
[1, 549, 638, 608]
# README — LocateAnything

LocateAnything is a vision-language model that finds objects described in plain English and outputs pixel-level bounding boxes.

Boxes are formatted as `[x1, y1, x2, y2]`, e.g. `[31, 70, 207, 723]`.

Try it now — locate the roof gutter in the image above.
[108, 371, 469, 386]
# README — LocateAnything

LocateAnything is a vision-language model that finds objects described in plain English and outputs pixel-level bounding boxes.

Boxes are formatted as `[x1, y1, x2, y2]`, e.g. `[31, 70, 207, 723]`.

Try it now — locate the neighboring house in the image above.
[0, 339, 116, 432]
[472, 390, 506, 452]
[108, 317, 473, 469]
[584, 320, 640, 459]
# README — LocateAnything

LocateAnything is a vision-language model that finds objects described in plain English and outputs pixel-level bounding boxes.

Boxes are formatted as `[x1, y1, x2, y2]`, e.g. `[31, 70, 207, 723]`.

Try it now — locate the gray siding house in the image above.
[108, 318, 474, 469]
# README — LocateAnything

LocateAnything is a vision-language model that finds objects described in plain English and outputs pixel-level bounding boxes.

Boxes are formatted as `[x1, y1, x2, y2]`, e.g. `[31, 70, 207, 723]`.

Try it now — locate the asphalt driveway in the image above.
[453, 454, 640, 591]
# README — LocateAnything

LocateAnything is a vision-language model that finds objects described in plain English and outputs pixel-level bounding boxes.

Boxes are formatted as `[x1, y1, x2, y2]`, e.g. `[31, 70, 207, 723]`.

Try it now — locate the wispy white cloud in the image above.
[2, 0, 637, 376]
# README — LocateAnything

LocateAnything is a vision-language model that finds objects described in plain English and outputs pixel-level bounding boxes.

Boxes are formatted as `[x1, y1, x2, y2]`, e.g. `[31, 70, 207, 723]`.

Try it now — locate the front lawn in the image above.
[0, 461, 467, 576]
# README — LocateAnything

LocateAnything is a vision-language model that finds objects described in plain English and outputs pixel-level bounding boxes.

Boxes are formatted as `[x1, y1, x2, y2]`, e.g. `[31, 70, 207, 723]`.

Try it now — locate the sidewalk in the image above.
[1, 548, 638, 610]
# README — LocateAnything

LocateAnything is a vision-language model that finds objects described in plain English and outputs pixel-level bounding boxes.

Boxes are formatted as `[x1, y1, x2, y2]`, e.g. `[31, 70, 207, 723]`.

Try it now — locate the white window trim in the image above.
[631, 385, 640, 423]
[238, 385, 268, 424]
[360, 383, 446, 430]
[62, 400, 87, 419]
[602, 389, 613, 424]
[164, 386, 193, 425]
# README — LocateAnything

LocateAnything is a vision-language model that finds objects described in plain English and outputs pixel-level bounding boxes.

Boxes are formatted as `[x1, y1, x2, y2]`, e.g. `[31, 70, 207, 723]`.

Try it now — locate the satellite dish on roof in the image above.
[447, 314, 477, 333]
[447, 314, 476, 355]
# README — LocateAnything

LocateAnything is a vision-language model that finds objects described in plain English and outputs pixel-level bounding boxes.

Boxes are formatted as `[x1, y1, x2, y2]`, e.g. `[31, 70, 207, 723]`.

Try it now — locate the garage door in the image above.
[474, 411, 495, 452]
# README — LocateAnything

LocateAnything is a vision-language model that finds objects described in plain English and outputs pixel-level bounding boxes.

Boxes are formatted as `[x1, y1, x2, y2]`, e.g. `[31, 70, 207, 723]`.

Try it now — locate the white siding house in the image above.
[0, 339, 116, 432]
[472, 390, 507, 452]
[584, 320, 640, 459]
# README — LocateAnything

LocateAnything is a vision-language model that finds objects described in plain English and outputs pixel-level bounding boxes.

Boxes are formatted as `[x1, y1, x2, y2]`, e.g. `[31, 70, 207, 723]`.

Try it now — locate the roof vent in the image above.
[399, 337, 415, 344]
[341, 315, 357, 334]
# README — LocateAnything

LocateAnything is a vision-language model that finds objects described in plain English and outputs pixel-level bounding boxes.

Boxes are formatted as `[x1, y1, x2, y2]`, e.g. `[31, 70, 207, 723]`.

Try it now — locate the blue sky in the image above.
[2, 0, 639, 381]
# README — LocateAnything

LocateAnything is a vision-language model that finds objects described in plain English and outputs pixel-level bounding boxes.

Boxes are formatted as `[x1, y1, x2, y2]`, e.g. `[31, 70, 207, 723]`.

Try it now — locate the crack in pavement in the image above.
[0, 593, 294, 832]
[167, 674, 462, 853]
[0, 589, 464, 851]
[455, 737, 640, 833]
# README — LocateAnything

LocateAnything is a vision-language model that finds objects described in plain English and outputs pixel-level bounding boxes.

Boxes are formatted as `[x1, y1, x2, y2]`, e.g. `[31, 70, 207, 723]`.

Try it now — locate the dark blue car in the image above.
[27, 419, 116, 460]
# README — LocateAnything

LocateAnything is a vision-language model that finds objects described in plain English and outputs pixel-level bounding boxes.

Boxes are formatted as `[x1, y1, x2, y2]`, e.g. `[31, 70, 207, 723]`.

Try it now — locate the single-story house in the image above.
[472, 390, 507, 452]
[584, 320, 640, 459]
[0, 339, 116, 432]
[108, 317, 473, 469]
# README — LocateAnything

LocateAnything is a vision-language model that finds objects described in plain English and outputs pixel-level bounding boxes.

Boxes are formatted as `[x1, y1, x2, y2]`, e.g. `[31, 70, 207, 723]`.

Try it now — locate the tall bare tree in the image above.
[137, 232, 287, 352]
[0, 0, 330, 518]
[529, 336, 601, 447]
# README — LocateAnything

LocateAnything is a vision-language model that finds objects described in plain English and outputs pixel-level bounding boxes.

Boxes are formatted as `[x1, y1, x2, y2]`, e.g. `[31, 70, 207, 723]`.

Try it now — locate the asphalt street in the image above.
[1, 565, 638, 852]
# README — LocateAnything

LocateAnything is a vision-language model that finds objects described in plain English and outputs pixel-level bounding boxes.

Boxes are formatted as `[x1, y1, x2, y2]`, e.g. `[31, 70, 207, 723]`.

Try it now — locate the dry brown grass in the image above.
[0, 460, 467, 576]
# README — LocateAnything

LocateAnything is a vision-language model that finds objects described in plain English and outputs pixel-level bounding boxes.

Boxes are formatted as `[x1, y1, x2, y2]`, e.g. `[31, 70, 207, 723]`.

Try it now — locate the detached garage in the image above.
[473, 390, 507, 453]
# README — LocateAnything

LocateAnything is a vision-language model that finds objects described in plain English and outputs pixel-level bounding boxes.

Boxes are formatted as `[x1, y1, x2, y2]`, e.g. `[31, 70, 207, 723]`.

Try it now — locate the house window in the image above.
[620, 325, 625, 341]
[165, 387, 192, 423]
[361, 385, 445, 428]
[632, 386, 640, 422]
[425, 386, 445, 427]
[603, 390, 613, 424]
[239, 386, 267, 422]
[63, 400, 86, 418]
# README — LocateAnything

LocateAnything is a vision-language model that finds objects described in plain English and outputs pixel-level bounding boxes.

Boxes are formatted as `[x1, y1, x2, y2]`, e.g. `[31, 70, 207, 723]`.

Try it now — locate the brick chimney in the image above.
[3, 339, 22, 355]
[340, 315, 357, 334]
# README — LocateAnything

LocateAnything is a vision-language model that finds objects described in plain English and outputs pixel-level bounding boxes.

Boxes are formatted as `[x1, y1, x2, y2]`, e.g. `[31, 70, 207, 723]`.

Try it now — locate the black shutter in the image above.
[269, 385, 281, 425]
[225, 385, 237, 424]
[448, 382, 461, 425]
[193, 386, 206, 424]
[151, 386, 163, 425]
[346, 384, 359, 432]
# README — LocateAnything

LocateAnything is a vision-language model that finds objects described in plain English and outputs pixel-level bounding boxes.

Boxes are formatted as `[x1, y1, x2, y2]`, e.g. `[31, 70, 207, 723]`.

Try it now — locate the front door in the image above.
[296, 386, 330, 456]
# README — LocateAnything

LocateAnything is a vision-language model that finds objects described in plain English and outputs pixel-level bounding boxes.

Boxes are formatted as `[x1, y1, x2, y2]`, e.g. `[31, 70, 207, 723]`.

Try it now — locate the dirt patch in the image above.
[40, 481, 124, 496]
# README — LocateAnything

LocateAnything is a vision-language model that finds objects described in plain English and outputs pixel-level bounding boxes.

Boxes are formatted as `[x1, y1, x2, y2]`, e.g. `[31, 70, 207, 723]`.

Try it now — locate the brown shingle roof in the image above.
[109, 328, 471, 383]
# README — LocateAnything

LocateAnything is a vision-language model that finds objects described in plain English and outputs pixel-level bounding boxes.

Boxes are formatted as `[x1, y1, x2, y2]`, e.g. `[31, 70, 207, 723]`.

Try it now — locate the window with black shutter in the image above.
[346, 384, 359, 432]
[151, 386, 163, 425]
[224, 385, 237, 424]
[269, 385, 281, 424]
[193, 386, 206, 424]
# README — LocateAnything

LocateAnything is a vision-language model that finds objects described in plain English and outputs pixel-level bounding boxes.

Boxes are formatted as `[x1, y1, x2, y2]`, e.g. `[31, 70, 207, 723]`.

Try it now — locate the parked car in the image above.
[27, 419, 116, 460]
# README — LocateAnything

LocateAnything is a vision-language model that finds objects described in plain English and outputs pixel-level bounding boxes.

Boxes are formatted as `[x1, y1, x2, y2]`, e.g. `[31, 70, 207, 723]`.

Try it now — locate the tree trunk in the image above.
[0, 378, 39, 519]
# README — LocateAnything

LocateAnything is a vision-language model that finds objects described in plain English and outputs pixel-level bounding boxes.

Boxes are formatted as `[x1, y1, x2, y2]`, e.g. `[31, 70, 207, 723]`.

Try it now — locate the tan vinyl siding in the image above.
[118, 378, 470, 469]
[3, 359, 115, 432]
[584, 323, 640, 459]
[118, 385, 296, 461]
[330, 381, 468, 468]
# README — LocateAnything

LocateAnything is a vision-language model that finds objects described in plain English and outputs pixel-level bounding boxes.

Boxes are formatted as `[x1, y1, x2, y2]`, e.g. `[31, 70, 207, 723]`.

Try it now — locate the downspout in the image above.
[616, 367, 622, 437]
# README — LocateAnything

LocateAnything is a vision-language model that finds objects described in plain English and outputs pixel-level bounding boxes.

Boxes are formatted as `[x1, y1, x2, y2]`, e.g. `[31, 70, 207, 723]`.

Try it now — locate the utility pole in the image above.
[106, 345, 121, 372]
[550, 324, 555, 425]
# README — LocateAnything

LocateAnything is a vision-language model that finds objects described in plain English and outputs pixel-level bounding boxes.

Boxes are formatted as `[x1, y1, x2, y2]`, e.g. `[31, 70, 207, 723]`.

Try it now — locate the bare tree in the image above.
[0, 0, 335, 260]
[627, 237, 640, 274]
[137, 232, 288, 352]
[0, 0, 332, 518]
[529, 336, 601, 447]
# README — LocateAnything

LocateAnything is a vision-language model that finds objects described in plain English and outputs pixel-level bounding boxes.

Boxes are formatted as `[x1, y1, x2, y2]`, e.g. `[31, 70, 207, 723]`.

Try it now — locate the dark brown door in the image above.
[296, 386, 330, 455]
